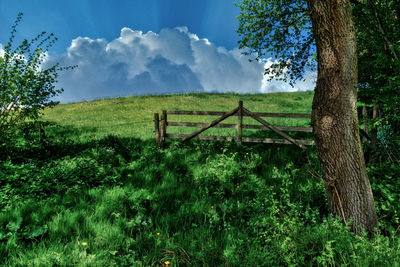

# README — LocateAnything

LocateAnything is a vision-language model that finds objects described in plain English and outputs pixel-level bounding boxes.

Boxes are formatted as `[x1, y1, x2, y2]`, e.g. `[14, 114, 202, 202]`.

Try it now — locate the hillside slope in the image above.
[42, 92, 314, 140]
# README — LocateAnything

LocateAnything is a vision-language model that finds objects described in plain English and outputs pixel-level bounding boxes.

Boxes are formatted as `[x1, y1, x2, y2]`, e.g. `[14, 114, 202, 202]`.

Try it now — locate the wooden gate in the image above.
[154, 101, 314, 149]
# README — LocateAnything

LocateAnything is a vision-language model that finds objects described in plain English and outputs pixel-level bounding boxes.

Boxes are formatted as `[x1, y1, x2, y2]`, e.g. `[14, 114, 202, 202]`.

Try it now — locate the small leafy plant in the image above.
[0, 12, 74, 153]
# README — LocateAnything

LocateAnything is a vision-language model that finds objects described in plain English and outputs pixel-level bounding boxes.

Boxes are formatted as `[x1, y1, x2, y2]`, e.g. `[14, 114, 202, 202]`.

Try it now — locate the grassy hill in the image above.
[42, 92, 314, 140]
[1, 92, 399, 266]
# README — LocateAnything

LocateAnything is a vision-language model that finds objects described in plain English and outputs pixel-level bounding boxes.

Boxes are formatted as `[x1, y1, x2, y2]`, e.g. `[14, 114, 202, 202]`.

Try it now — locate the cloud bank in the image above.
[42, 27, 315, 103]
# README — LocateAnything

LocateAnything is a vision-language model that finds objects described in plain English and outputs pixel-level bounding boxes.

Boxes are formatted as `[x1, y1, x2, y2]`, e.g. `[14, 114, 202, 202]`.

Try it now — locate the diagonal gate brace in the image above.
[242, 107, 306, 149]
[181, 106, 239, 142]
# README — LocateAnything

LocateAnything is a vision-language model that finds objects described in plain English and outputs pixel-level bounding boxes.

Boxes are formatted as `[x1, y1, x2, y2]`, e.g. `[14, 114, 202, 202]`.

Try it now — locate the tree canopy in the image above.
[237, 0, 400, 130]
[236, 0, 315, 83]
[353, 0, 400, 128]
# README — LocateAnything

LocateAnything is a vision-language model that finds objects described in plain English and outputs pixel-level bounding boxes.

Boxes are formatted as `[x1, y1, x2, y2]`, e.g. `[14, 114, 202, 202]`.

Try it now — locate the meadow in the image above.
[0, 92, 399, 266]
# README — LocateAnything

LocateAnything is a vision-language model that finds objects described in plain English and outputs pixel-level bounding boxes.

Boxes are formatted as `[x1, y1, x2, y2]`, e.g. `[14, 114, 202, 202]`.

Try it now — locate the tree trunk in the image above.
[308, 0, 378, 234]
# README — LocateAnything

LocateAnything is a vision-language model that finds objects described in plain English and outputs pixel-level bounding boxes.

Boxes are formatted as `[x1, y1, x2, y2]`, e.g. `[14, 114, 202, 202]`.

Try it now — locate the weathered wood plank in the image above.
[154, 113, 160, 146]
[241, 137, 314, 146]
[166, 134, 315, 146]
[253, 112, 311, 118]
[168, 134, 237, 142]
[167, 121, 234, 128]
[181, 107, 239, 142]
[242, 107, 306, 149]
[166, 110, 227, 115]
[238, 101, 243, 145]
[161, 110, 167, 143]
[166, 110, 311, 118]
[167, 121, 312, 132]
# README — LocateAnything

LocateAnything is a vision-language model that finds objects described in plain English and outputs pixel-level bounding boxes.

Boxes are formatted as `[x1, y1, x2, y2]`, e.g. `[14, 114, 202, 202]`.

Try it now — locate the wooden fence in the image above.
[154, 101, 314, 149]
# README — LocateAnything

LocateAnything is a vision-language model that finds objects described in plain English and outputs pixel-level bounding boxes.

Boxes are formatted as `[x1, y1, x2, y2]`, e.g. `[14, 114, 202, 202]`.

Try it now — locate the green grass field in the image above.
[41, 92, 314, 140]
[1, 92, 399, 266]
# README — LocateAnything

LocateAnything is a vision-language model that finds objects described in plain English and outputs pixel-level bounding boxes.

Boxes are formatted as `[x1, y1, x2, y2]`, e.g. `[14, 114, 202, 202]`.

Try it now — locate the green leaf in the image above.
[6, 216, 23, 232]
[23, 225, 47, 239]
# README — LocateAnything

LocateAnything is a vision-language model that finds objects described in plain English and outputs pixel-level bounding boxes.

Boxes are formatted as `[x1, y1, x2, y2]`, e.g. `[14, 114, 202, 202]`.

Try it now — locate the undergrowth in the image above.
[0, 123, 399, 266]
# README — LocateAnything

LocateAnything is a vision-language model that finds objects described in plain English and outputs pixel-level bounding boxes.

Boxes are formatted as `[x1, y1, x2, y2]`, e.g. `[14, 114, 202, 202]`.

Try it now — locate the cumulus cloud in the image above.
[260, 60, 316, 93]
[44, 27, 315, 103]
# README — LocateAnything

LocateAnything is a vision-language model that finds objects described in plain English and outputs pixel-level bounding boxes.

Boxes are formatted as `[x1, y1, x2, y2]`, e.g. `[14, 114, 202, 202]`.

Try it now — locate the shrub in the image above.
[0, 13, 73, 154]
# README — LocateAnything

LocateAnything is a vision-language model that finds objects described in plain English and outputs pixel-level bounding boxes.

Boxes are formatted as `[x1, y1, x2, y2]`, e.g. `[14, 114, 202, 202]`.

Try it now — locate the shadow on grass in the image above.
[3, 129, 399, 266]
[2, 122, 150, 163]
[1, 123, 322, 207]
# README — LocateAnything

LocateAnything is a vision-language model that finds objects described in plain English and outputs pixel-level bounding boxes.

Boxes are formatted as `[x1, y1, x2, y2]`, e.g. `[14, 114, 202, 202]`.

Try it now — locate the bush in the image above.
[0, 13, 73, 154]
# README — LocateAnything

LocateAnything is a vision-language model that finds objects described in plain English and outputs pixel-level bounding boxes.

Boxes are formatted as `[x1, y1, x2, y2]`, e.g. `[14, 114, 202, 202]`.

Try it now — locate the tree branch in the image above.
[368, 0, 399, 61]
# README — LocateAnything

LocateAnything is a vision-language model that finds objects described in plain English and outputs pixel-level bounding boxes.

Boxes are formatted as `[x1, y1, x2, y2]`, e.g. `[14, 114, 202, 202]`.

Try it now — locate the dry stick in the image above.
[323, 158, 348, 226]
[333, 185, 347, 225]
[181, 107, 239, 142]
[304, 154, 323, 182]
[305, 152, 348, 225]
[242, 107, 306, 149]
[393, 225, 400, 237]
[40, 123, 45, 142]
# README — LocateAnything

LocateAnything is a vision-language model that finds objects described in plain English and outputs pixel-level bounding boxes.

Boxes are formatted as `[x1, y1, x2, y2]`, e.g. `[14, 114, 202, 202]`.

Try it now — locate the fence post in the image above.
[154, 113, 160, 146]
[40, 123, 45, 143]
[237, 101, 243, 145]
[362, 106, 368, 143]
[371, 105, 378, 149]
[161, 110, 167, 144]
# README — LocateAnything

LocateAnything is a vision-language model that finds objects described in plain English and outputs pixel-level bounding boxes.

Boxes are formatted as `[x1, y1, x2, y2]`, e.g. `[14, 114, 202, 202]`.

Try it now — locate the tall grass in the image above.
[1, 92, 399, 266]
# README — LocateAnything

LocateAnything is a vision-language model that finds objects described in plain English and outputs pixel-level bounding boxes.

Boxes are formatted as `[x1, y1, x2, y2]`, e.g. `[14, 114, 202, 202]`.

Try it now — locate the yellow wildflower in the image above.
[81, 242, 87, 246]
[157, 233, 160, 236]
[165, 261, 171, 265]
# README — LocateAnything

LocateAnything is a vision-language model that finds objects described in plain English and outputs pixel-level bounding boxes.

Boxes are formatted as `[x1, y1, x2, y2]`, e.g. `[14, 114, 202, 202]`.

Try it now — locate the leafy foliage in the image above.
[0, 130, 399, 265]
[0, 13, 73, 152]
[353, 0, 400, 130]
[236, 0, 315, 83]
[236, 0, 400, 155]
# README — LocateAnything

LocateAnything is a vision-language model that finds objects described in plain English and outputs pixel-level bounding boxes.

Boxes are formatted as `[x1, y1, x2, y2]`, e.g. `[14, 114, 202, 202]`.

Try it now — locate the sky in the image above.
[0, 0, 315, 103]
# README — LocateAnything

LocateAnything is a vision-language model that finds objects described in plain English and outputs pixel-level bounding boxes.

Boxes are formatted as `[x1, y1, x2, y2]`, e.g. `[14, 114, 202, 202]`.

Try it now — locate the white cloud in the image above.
[45, 27, 315, 103]
[260, 59, 316, 93]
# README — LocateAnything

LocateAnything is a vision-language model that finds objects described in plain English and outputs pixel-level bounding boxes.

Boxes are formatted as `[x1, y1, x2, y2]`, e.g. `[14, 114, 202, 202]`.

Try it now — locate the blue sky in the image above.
[0, 0, 240, 54]
[0, 0, 315, 103]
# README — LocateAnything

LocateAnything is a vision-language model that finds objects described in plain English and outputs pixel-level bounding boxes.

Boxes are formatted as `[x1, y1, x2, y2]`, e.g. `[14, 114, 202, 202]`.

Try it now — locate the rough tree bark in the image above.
[308, 0, 378, 234]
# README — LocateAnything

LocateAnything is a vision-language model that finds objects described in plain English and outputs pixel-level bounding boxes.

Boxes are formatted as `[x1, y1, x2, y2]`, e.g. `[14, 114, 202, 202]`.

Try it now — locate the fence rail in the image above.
[166, 110, 311, 118]
[167, 122, 312, 132]
[154, 101, 314, 149]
